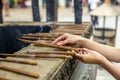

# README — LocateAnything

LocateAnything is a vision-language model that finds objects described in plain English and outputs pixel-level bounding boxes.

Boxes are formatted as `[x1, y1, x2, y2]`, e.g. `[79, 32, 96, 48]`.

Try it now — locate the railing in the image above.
[0, 0, 82, 24]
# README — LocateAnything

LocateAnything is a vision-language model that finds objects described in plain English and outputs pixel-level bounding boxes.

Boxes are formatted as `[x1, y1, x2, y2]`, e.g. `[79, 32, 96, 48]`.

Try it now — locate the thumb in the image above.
[75, 52, 84, 59]
[82, 48, 91, 53]
[75, 53, 85, 62]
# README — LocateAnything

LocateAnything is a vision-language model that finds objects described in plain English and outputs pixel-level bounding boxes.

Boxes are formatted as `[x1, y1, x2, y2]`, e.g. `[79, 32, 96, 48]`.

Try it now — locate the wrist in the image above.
[99, 57, 109, 66]
[78, 37, 88, 47]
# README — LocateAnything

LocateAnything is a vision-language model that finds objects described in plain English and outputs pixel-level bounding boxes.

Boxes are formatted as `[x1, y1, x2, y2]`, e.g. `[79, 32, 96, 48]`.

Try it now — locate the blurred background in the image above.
[1, 0, 120, 80]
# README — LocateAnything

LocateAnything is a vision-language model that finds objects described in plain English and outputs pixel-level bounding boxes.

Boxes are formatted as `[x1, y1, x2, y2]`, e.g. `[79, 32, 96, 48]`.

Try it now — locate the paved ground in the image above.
[2, 6, 120, 80]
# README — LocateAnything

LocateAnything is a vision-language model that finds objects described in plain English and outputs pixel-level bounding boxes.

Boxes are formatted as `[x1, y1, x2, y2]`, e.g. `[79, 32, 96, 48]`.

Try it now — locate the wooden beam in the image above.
[32, 0, 41, 22]
[46, 0, 58, 22]
[74, 0, 82, 24]
[0, 0, 3, 23]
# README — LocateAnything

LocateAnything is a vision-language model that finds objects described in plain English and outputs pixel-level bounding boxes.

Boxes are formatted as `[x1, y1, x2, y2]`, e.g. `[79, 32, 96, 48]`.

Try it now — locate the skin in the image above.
[52, 33, 120, 80]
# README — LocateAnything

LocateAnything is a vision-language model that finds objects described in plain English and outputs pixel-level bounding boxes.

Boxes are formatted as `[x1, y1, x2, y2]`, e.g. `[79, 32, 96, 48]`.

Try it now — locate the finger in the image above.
[57, 40, 68, 45]
[82, 48, 87, 50]
[73, 48, 82, 53]
[71, 49, 80, 54]
[82, 48, 92, 53]
[78, 48, 88, 55]
[75, 53, 84, 61]
[79, 50, 84, 54]
[52, 35, 66, 44]
[52, 37, 62, 44]
[75, 53, 83, 58]
[71, 50, 75, 53]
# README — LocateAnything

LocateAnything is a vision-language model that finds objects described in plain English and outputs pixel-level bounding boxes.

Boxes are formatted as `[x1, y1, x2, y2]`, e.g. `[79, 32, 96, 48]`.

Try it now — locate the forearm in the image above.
[79, 38, 120, 62]
[101, 58, 120, 80]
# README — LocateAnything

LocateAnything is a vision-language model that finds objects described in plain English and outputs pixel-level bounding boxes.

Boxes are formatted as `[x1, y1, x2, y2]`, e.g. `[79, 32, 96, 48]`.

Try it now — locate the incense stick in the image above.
[17, 39, 79, 52]
[0, 54, 73, 59]
[0, 66, 39, 78]
[0, 58, 37, 65]
[0, 77, 10, 80]
[26, 51, 75, 56]
[22, 34, 54, 38]
[21, 36, 54, 40]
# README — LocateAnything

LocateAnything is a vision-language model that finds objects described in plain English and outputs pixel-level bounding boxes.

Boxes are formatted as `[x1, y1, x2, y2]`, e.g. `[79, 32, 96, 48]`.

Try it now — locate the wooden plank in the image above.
[0, 0, 3, 23]
[0, 47, 64, 80]
[0, 22, 93, 80]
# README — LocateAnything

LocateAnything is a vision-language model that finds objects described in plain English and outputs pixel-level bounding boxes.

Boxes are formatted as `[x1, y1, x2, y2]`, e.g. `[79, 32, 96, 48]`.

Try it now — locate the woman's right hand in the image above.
[52, 33, 85, 46]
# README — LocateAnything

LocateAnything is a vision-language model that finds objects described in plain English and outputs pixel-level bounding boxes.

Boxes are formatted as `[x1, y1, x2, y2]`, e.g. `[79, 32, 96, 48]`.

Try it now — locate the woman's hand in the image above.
[52, 33, 85, 46]
[75, 48, 106, 64]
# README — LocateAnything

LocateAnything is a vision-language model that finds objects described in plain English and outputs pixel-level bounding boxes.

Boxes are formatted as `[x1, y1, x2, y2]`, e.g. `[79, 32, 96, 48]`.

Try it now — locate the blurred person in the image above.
[82, 0, 86, 6]
[88, 0, 100, 27]
[4, 0, 10, 16]
[52, 33, 120, 80]
[117, 0, 120, 3]
[100, 0, 104, 4]
[66, 0, 72, 8]
[42, 0, 46, 8]
[111, 0, 119, 5]
[21, 0, 27, 8]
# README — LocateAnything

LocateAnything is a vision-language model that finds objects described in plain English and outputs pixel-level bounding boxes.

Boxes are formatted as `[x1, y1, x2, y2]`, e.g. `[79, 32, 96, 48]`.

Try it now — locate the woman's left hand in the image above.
[75, 48, 106, 64]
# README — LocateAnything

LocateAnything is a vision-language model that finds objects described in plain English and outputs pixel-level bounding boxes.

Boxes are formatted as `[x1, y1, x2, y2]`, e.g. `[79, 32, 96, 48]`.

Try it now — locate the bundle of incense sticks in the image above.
[53, 22, 86, 26]
[50, 31, 87, 35]
[21, 36, 39, 40]
[22, 32, 85, 39]
[17, 39, 79, 52]
[51, 30, 88, 34]
[26, 51, 75, 56]
[55, 28, 85, 30]
[22, 34, 54, 38]
[22, 33, 63, 39]
[0, 54, 73, 60]
[52, 29, 87, 32]
[21, 36, 54, 40]
[50, 32, 86, 35]
[0, 58, 37, 65]
[0, 66, 39, 78]
[0, 77, 10, 80]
